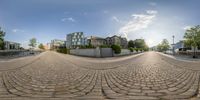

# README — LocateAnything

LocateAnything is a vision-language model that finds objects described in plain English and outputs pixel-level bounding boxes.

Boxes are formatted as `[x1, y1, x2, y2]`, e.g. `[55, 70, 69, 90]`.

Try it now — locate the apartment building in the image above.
[66, 32, 87, 48]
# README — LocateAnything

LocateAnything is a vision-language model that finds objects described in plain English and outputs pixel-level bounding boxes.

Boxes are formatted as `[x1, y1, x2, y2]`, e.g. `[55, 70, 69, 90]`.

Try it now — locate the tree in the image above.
[111, 44, 121, 54]
[0, 27, 6, 50]
[38, 43, 45, 50]
[161, 39, 170, 52]
[128, 40, 135, 48]
[157, 39, 170, 52]
[184, 25, 200, 58]
[29, 38, 37, 49]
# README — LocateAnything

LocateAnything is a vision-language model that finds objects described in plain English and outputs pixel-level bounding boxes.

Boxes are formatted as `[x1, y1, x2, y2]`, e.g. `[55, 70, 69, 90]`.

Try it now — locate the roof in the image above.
[89, 36, 105, 40]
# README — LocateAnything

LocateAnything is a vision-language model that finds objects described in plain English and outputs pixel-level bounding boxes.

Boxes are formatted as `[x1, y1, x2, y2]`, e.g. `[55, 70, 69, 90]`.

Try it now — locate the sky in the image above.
[0, 0, 200, 48]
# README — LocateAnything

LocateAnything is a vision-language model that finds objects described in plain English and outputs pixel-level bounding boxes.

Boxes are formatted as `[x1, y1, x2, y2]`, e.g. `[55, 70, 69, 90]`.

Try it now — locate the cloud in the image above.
[112, 16, 120, 22]
[12, 29, 25, 33]
[149, 2, 157, 6]
[119, 10, 157, 39]
[61, 17, 75, 22]
[146, 10, 157, 14]
[183, 26, 191, 30]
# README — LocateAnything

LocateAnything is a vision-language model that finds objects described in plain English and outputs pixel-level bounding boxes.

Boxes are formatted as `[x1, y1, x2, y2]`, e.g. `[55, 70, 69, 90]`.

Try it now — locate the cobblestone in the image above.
[0, 51, 200, 100]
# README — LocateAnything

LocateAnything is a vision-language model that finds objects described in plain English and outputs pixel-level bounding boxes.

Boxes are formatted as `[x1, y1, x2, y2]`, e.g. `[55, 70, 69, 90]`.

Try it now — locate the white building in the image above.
[4, 41, 20, 50]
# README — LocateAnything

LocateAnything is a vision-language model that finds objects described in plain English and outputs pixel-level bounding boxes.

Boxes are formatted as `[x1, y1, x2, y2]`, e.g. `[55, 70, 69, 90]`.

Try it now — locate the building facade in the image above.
[66, 32, 87, 48]
[87, 36, 106, 47]
[173, 41, 185, 50]
[50, 39, 65, 50]
[4, 41, 20, 50]
[106, 35, 121, 46]
[120, 37, 128, 48]
[105, 35, 128, 48]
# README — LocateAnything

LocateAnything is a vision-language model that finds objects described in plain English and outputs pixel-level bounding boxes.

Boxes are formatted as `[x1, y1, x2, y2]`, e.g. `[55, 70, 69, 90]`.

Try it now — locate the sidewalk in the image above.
[157, 52, 200, 62]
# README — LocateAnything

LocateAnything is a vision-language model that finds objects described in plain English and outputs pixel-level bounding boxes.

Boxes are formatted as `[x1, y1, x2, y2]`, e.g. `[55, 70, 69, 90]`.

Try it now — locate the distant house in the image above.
[106, 35, 121, 46]
[4, 41, 20, 50]
[173, 41, 184, 50]
[120, 37, 128, 48]
[44, 43, 51, 50]
[172, 40, 191, 52]
[87, 36, 106, 47]
[50, 39, 65, 50]
[66, 32, 87, 48]
[106, 35, 128, 48]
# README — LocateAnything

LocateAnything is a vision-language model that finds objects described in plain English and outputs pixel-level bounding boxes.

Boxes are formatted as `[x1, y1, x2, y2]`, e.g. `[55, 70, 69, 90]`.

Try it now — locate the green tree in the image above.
[0, 27, 6, 50]
[184, 25, 200, 58]
[111, 44, 121, 54]
[38, 43, 45, 50]
[157, 39, 170, 52]
[157, 44, 162, 52]
[128, 40, 135, 48]
[128, 39, 148, 51]
[29, 38, 37, 49]
[161, 39, 170, 52]
[134, 39, 148, 51]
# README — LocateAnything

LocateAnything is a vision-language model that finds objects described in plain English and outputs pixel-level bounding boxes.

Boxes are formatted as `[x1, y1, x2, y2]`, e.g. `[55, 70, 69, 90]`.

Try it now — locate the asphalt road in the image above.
[0, 51, 200, 100]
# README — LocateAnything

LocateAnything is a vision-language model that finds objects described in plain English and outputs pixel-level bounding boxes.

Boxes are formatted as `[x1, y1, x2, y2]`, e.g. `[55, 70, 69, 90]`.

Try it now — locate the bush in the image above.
[129, 47, 134, 52]
[111, 44, 121, 54]
[57, 48, 69, 54]
[135, 48, 139, 52]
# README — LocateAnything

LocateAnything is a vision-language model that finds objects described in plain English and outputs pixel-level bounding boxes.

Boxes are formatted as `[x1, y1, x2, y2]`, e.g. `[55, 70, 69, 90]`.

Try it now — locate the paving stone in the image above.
[0, 51, 200, 99]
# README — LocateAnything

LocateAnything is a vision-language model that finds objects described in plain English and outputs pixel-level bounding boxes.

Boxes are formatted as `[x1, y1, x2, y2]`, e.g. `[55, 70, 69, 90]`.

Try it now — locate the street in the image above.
[0, 51, 200, 100]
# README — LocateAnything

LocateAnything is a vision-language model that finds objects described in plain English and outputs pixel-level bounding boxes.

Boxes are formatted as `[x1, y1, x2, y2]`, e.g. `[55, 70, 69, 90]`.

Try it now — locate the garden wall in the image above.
[70, 48, 138, 57]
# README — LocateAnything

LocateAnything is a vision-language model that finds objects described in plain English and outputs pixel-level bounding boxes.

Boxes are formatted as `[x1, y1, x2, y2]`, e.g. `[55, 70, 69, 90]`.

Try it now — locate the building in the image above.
[120, 37, 128, 48]
[50, 39, 65, 50]
[87, 36, 106, 47]
[66, 32, 87, 48]
[173, 41, 185, 50]
[4, 41, 20, 50]
[105, 35, 128, 48]
[106, 35, 121, 46]
[44, 43, 51, 50]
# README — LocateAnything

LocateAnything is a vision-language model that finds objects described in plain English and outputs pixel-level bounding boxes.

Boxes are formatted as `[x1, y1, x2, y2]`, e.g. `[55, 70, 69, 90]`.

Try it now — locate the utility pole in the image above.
[172, 35, 175, 55]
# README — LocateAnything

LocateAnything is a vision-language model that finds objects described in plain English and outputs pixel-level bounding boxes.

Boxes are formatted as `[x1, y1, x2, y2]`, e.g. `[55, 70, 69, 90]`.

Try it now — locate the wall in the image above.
[0, 50, 42, 57]
[70, 48, 136, 57]
[70, 48, 101, 57]
[100, 48, 113, 57]
[113, 49, 131, 57]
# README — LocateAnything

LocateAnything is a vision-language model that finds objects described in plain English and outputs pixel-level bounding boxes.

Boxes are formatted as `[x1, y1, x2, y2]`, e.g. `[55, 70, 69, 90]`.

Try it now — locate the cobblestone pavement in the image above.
[0, 51, 200, 100]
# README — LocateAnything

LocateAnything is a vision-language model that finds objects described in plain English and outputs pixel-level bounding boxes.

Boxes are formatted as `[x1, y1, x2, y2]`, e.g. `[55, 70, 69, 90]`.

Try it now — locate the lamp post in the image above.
[172, 35, 175, 55]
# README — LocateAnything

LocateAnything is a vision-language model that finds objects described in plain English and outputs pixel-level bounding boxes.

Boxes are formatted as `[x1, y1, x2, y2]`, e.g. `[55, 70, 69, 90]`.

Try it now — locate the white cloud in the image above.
[12, 29, 25, 33]
[112, 16, 120, 22]
[149, 2, 157, 6]
[119, 10, 157, 39]
[183, 26, 191, 30]
[61, 17, 75, 22]
[146, 10, 158, 14]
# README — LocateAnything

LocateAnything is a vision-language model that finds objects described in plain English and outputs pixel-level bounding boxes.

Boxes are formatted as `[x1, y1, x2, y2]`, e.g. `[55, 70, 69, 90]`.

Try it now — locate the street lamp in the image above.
[172, 35, 175, 55]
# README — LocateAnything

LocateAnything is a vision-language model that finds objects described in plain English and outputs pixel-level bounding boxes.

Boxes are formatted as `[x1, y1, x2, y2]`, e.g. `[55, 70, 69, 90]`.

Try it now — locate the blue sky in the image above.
[0, 0, 200, 48]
